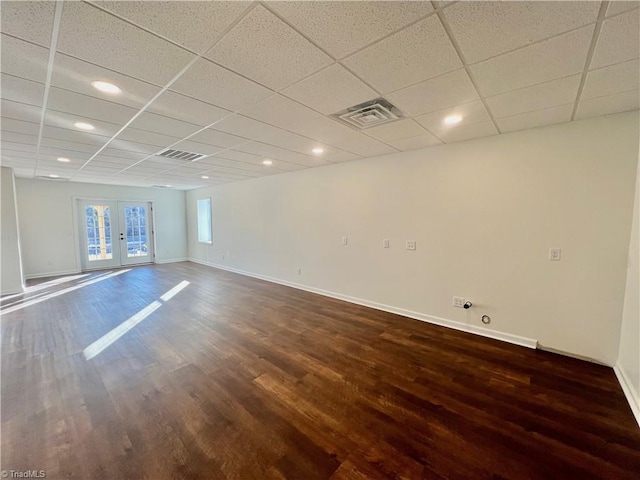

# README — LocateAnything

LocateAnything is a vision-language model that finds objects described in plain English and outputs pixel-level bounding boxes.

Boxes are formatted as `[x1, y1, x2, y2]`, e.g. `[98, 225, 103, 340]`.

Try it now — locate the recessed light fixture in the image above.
[48, 174, 59, 178]
[91, 81, 121, 94]
[444, 115, 463, 125]
[57, 157, 70, 163]
[201, 175, 209, 179]
[74, 122, 95, 131]
[312, 147, 324, 155]
[262, 159, 273, 166]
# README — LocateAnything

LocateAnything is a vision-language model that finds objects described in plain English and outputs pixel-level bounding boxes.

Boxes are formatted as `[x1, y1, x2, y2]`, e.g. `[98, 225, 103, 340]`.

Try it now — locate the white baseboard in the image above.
[614, 363, 640, 428]
[24, 269, 80, 280]
[188, 258, 538, 350]
[156, 257, 188, 264]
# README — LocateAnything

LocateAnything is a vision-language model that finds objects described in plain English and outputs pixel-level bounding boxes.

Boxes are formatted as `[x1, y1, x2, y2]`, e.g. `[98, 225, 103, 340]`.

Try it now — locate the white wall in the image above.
[1, 167, 24, 294]
[617, 141, 640, 425]
[187, 111, 639, 365]
[15, 179, 188, 278]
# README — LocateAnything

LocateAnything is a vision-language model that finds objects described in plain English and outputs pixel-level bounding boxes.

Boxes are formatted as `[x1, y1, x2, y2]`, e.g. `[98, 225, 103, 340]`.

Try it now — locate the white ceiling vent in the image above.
[333, 98, 404, 130]
[157, 149, 207, 161]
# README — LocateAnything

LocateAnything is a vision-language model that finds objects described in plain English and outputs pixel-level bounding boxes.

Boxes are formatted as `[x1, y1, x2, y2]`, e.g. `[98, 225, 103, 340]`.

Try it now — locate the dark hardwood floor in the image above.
[2, 262, 639, 479]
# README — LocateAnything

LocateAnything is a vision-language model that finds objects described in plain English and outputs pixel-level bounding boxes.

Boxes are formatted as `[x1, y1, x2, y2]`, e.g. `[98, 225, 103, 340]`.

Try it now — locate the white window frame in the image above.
[197, 198, 213, 244]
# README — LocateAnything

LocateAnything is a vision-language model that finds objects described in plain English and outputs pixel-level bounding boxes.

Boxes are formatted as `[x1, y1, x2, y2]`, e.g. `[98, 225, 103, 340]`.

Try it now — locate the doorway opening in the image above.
[78, 200, 154, 270]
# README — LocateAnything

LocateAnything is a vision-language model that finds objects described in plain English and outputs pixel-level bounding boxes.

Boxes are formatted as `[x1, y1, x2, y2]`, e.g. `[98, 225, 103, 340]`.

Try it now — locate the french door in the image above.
[78, 200, 154, 270]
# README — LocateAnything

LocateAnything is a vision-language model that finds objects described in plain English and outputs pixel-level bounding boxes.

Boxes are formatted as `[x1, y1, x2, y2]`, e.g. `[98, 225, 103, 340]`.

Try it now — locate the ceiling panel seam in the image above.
[33, 0, 64, 178]
[570, 1, 609, 121]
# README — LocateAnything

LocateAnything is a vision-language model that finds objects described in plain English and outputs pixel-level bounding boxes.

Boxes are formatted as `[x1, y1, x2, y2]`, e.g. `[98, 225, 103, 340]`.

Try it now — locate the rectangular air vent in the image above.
[157, 149, 207, 162]
[333, 98, 404, 130]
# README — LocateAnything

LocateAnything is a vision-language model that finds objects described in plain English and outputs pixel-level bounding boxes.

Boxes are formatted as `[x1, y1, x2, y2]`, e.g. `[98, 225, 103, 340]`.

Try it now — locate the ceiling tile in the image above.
[91, 155, 140, 166]
[582, 59, 640, 100]
[0, 1, 55, 46]
[108, 139, 163, 155]
[44, 110, 121, 137]
[169, 140, 226, 156]
[127, 112, 201, 138]
[1, 132, 38, 147]
[444, 1, 600, 63]
[590, 9, 640, 69]
[1, 100, 42, 124]
[210, 150, 264, 164]
[415, 100, 491, 132]
[1, 118, 40, 136]
[233, 141, 327, 167]
[117, 127, 181, 149]
[363, 119, 428, 142]
[206, 5, 332, 90]
[252, 127, 348, 159]
[39, 146, 93, 160]
[486, 75, 581, 118]
[576, 89, 640, 119]
[100, 148, 148, 161]
[1, 142, 37, 153]
[1, 74, 44, 106]
[47, 87, 138, 124]
[327, 131, 398, 158]
[281, 65, 378, 115]
[386, 69, 478, 117]
[51, 53, 161, 109]
[343, 15, 461, 94]
[194, 157, 268, 173]
[40, 137, 99, 154]
[94, 1, 249, 53]
[147, 91, 231, 127]
[57, 2, 195, 85]
[212, 114, 279, 140]
[387, 133, 442, 151]
[606, 2, 640, 17]
[0, 34, 49, 83]
[497, 104, 574, 133]
[0, 148, 39, 160]
[269, 1, 433, 59]
[239, 94, 325, 132]
[42, 125, 110, 147]
[437, 120, 498, 143]
[471, 25, 594, 97]
[171, 58, 272, 111]
[188, 129, 248, 149]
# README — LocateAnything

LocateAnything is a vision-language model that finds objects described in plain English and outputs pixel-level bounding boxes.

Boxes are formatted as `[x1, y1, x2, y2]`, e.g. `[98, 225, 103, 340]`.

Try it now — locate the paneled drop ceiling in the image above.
[1, 1, 638, 190]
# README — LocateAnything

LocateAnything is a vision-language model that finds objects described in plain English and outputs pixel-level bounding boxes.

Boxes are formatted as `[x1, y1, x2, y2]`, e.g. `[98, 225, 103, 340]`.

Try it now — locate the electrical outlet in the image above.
[383, 239, 390, 248]
[342, 236, 348, 245]
[549, 248, 561, 261]
[297, 267, 301, 275]
[453, 296, 465, 308]
[406, 240, 416, 251]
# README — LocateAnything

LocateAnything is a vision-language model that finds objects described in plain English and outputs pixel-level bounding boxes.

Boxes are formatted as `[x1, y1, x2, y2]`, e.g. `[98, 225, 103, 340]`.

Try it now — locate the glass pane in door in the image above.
[84, 205, 113, 261]
[124, 206, 148, 258]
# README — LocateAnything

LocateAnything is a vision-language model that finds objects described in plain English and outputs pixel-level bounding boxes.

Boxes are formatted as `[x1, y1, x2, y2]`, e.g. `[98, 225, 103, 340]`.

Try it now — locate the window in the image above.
[197, 198, 213, 244]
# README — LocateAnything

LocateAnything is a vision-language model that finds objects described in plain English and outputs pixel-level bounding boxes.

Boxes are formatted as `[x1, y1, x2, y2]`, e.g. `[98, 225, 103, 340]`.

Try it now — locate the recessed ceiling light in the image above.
[48, 174, 59, 178]
[201, 175, 209, 179]
[57, 157, 70, 163]
[312, 148, 324, 155]
[91, 81, 121, 94]
[444, 115, 463, 125]
[262, 159, 273, 166]
[74, 122, 95, 130]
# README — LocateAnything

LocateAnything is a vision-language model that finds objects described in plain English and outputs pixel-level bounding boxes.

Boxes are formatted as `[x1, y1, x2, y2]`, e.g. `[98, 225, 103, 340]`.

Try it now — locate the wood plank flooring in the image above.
[2, 262, 639, 479]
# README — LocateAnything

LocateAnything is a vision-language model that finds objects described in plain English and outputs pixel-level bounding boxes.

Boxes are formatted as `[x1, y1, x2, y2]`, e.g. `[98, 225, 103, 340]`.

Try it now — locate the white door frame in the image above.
[73, 197, 156, 272]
